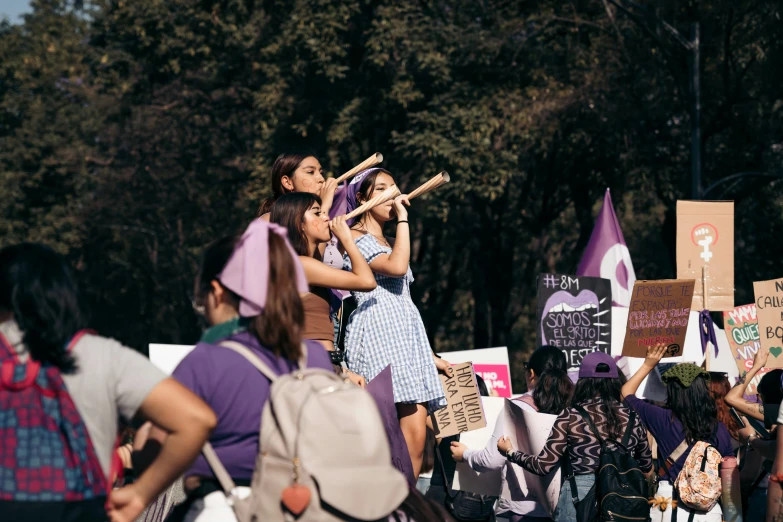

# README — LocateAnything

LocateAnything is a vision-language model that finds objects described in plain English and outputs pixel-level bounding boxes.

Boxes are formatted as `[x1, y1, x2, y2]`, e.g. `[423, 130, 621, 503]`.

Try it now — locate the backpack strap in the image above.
[218, 340, 309, 381]
[621, 411, 637, 448]
[202, 442, 238, 497]
[67, 329, 96, 351]
[659, 439, 689, 479]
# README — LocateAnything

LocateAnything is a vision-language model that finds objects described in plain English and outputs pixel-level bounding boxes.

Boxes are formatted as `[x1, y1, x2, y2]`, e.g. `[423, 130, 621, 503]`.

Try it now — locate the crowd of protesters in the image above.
[1, 152, 781, 522]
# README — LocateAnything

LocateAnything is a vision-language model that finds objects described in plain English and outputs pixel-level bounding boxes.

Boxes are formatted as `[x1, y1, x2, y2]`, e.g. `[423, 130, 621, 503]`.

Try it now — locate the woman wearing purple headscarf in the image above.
[342, 168, 449, 480]
[140, 220, 335, 521]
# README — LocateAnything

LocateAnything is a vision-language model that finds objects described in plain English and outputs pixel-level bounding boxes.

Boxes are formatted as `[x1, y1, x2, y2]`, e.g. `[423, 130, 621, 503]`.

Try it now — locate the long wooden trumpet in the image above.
[334, 152, 384, 184]
[344, 184, 401, 220]
[407, 171, 450, 200]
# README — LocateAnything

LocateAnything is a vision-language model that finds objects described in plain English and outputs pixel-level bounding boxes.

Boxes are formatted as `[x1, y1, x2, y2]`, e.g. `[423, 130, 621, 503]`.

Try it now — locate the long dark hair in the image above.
[257, 152, 315, 216]
[572, 367, 625, 439]
[0, 243, 88, 373]
[269, 192, 321, 256]
[666, 375, 718, 444]
[757, 369, 783, 404]
[350, 168, 391, 227]
[534, 368, 574, 414]
[709, 372, 740, 440]
[196, 235, 305, 361]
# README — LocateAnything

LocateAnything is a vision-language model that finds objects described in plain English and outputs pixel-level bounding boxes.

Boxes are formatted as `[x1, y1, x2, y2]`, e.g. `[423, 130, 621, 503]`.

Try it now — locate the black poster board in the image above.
[536, 274, 613, 369]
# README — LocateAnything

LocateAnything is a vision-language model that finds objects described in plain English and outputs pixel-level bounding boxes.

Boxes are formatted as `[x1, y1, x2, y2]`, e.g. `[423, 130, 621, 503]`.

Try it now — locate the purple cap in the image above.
[579, 351, 618, 379]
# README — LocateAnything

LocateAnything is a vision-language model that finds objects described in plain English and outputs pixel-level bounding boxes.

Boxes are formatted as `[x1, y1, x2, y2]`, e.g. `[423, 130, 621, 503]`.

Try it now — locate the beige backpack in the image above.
[202, 341, 408, 522]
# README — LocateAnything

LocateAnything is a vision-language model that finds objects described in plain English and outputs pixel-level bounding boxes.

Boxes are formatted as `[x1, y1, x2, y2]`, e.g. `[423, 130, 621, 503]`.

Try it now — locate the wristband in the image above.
[397, 220, 409, 225]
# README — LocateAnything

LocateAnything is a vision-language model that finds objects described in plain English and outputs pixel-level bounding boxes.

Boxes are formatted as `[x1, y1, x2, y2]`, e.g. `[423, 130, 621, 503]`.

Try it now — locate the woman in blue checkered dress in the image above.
[342, 168, 448, 480]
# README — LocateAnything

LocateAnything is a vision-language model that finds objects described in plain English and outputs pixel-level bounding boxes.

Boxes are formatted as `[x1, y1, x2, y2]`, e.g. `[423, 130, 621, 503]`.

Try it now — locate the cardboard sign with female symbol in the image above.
[676, 201, 734, 311]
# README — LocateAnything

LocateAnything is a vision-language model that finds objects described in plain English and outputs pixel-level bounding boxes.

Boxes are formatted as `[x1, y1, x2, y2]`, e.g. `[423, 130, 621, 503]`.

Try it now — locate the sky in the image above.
[1, 0, 32, 23]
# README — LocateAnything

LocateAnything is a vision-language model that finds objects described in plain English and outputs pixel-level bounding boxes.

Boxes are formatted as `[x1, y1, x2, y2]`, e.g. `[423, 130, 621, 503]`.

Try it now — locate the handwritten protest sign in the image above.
[536, 274, 612, 368]
[622, 279, 695, 358]
[676, 201, 734, 311]
[366, 366, 415, 486]
[501, 400, 561, 516]
[452, 397, 505, 496]
[431, 362, 486, 438]
[723, 304, 770, 393]
[440, 347, 513, 398]
[754, 278, 783, 368]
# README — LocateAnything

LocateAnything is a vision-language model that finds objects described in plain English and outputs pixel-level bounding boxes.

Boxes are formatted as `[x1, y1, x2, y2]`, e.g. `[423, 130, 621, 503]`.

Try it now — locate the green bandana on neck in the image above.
[199, 317, 248, 344]
[661, 363, 709, 388]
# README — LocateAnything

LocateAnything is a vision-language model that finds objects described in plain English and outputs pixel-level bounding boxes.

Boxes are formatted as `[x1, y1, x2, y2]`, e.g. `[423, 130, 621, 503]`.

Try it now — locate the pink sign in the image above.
[474, 363, 512, 398]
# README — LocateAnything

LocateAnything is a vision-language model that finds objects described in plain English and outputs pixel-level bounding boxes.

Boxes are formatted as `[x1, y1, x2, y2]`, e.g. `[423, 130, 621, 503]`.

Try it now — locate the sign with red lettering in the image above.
[753, 278, 783, 368]
[431, 362, 486, 438]
[622, 279, 695, 358]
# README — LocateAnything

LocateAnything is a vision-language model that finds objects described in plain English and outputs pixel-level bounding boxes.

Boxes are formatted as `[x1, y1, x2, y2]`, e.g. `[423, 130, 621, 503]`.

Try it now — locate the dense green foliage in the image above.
[2, 0, 781, 388]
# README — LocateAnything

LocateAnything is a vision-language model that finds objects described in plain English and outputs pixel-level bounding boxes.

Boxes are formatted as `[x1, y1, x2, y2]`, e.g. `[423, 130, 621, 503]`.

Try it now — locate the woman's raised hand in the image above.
[392, 194, 410, 221]
[752, 348, 769, 370]
[329, 215, 353, 244]
[643, 343, 668, 369]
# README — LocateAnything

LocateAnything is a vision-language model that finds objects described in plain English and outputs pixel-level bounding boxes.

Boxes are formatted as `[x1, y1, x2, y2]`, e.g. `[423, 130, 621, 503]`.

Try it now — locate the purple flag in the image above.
[576, 189, 637, 307]
[366, 365, 415, 487]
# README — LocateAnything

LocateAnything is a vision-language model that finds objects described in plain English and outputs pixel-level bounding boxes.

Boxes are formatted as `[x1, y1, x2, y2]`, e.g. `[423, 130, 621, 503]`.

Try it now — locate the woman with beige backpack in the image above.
[149, 219, 410, 522]
[622, 344, 741, 522]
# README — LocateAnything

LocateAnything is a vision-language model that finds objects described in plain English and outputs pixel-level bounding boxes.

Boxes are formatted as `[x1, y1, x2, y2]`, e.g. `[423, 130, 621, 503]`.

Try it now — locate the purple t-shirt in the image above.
[624, 394, 734, 482]
[173, 331, 333, 480]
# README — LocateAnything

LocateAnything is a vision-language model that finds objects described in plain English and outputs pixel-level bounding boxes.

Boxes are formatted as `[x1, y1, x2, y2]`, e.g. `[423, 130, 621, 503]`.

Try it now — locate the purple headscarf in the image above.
[336, 167, 385, 225]
[218, 219, 309, 317]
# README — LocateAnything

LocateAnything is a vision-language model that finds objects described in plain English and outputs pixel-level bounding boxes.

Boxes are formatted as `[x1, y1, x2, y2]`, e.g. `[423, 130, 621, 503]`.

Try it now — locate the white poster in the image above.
[452, 397, 505, 496]
[501, 400, 560, 516]
[148, 343, 194, 375]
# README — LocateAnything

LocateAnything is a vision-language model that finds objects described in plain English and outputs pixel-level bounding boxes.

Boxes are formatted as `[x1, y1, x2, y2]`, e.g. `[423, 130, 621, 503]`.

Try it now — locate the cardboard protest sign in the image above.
[431, 362, 486, 438]
[452, 397, 504, 496]
[501, 400, 561, 516]
[676, 201, 734, 311]
[723, 304, 770, 392]
[536, 274, 612, 368]
[753, 278, 783, 368]
[366, 366, 415, 486]
[440, 347, 513, 398]
[622, 279, 695, 358]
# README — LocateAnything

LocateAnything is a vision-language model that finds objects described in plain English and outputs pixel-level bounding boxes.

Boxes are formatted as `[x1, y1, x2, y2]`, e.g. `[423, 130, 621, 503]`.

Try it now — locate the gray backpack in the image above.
[202, 341, 409, 521]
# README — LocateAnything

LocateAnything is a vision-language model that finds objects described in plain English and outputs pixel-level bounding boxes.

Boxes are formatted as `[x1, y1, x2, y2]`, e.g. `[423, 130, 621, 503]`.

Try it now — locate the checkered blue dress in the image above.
[343, 234, 447, 414]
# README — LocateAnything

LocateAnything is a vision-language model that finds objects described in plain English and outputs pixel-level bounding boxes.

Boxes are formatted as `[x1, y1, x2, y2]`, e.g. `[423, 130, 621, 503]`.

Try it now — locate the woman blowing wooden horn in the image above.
[269, 192, 374, 387]
[342, 168, 449, 480]
[257, 152, 338, 222]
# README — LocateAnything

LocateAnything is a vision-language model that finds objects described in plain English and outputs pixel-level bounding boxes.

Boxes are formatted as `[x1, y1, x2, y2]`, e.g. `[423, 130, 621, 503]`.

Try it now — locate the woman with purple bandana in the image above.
[166, 220, 334, 521]
[342, 168, 449, 481]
